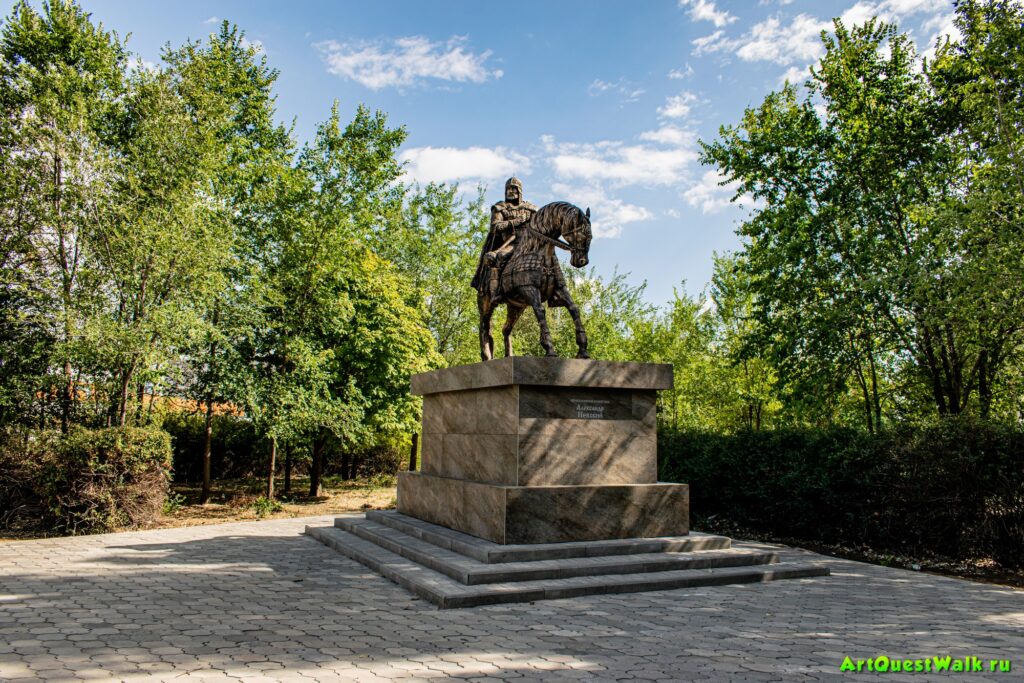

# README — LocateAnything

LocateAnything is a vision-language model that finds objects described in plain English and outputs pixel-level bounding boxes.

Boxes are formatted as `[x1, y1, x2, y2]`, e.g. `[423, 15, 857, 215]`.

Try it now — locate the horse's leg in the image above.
[557, 285, 589, 359]
[524, 287, 557, 357]
[502, 304, 525, 357]
[478, 293, 495, 361]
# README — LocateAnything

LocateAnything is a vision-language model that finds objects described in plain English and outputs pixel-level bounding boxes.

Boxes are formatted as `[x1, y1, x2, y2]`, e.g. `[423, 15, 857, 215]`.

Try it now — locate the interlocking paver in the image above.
[1, 514, 1021, 682]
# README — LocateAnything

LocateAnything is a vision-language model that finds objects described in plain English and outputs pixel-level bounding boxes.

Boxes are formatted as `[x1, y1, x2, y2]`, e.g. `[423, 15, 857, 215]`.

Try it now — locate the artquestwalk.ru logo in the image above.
[840, 655, 1012, 674]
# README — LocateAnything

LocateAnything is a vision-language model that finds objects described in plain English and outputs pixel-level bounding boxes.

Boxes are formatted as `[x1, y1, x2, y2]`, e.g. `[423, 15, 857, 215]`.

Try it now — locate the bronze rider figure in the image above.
[471, 176, 537, 302]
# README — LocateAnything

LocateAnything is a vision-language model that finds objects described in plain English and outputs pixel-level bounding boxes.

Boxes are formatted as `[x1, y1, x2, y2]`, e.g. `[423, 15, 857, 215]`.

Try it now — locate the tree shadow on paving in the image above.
[0, 531, 1021, 681]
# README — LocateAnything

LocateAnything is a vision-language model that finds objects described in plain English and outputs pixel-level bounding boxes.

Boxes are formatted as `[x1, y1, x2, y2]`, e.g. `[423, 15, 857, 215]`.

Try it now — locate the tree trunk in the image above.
[61, 360, 72, 434]
[39, 386, 48, 430]
[135, 381, 145, 426]
[283, 444, 292, 494]
[309, 434, 323, 497]
[117, 367, 132, 427]
[54, 155, 72, 435]
[855, 363, 873, 434]
[920, 326, 949, 416]
[868, 349, 882, 429]
[200, 303, 220, 503]
[340, 451, 352, 481]
[200, 398, 214, 504]
[267, 436, 277, 500]
[977, 349, 992, 419]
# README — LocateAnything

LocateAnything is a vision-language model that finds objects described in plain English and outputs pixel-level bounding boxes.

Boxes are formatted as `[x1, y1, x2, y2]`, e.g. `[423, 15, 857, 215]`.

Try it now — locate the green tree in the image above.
[380, 183, 488, 367]
[710, 254, 781, 430]
[247, 102, 437, 497]
[0, 0, 126, 431]
[700, 15, 1024, 422]
[91, 67, 231, 428]
[928, 0, 1024, 418]
[163, 22, 294, 502]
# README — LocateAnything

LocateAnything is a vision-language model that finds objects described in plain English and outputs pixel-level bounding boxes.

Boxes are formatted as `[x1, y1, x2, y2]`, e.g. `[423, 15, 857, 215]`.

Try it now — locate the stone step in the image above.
[363, 510, 731, 563]
[337, 517, 779, 585]
[305, 525, 831, 609]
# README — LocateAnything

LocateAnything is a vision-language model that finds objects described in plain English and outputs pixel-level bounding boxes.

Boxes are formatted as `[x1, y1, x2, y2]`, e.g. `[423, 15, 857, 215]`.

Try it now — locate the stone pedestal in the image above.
[397, 357, 689, 544]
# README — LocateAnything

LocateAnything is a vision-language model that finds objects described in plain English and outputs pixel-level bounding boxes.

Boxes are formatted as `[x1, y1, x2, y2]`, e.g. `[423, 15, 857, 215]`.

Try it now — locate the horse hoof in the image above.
[576, 353, 590, 359]
[545, 351, 558, 357]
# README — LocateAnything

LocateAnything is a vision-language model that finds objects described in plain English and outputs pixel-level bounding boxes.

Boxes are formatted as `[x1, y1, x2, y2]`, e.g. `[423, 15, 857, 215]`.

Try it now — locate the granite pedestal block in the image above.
[398, 357, 689, 544]
[309, 357, 830, 606]
[397, 472, 688, 544]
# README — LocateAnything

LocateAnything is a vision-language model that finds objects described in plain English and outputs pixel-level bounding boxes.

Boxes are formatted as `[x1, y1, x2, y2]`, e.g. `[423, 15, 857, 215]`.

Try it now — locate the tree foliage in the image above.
[700, 7, 1024, 425]
[3, 0, 1024, 519]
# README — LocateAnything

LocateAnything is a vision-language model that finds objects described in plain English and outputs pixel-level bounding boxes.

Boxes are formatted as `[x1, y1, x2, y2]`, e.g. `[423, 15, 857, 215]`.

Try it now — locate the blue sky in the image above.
[5, 0, 959, 306]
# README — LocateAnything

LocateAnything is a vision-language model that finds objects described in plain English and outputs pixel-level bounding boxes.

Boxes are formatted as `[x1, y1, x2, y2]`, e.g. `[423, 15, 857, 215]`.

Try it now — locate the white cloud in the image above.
[679, 0, 737, 27]
[316, 36, 501, 90]
[240, 37, 265, 55]
[692, 30, 727, 55]
[779, 64, 809, 86]
[203, 16, 219, 25]
[920, 12, 961, 62]
[544, 135, 696, 188]
[399, 146, 529, 185]
[543, 135, 697, 187]
[683, 170, 760, 214]
[920, 10, 954, 33]
[883, 0, 949, 14]
[551, 183, 652, 239]
[588, 78, 645, 103]
[841, 2, 888, 27]
[736, 14, 831, 64]
[692, 1, 959, 68]
[639, 124, 696, 147]
[657, 91, 699, 119]
[126, 55, 158, 73]
[668, 64, 695, 80]
[838, 0, 958, 37]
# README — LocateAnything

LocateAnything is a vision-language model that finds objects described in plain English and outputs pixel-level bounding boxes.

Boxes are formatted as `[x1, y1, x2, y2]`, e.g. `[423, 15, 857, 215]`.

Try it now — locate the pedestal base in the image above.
[397, 471, 689, 544]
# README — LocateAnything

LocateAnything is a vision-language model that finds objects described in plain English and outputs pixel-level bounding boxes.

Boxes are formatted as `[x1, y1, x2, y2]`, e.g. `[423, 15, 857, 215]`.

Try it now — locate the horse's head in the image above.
[564, 207, 592, 268]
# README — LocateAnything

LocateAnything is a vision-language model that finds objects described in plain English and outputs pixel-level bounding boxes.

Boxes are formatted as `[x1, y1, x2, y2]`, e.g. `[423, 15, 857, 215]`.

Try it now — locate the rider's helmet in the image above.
[505, 176, 523, 202]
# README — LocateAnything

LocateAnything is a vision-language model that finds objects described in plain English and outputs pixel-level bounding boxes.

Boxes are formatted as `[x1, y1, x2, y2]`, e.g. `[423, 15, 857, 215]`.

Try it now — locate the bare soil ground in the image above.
[0, 476, 397, 541]
[155, 476, 398, 528]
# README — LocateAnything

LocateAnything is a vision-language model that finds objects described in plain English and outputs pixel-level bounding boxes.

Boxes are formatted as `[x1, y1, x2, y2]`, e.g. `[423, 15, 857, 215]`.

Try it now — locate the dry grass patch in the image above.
[155, 476, 396, 528]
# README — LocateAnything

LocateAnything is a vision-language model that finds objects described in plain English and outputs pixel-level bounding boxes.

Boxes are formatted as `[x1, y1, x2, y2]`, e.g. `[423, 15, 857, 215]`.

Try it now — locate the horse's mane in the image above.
[531, 201, 585, 235]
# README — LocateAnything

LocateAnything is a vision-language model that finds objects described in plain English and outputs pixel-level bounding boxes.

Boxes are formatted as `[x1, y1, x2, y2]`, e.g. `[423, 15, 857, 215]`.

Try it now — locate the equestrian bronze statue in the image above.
[473, 177, 593, 361]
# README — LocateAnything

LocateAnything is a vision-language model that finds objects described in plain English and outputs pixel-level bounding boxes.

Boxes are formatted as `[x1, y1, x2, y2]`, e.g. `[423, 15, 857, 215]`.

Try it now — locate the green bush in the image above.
[659, 417, 1024, 567]
[162, 411, 261, 482]
[250, 495, 283, 517]
[0, 426, 173, 534]
[333, 444, 404, 479]
[42, 426, 173, 533]
[0, 429, 54, 532]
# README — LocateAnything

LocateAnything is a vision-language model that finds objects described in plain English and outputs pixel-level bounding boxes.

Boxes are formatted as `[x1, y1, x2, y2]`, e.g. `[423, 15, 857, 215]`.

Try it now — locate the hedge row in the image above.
[0, 426, 172, 534]
[162, 412, 261, 482]
[658, 418, 1024, 566]
[162, 412, 406, 483]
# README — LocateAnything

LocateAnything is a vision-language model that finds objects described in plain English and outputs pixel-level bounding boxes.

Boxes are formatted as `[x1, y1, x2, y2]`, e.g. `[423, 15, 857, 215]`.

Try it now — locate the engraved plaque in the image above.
[519, 386, 633, 420]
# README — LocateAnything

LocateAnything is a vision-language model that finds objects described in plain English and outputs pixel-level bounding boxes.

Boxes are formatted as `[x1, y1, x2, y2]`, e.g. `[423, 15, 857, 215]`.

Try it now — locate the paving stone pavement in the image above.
[1, 514, 1020, 682]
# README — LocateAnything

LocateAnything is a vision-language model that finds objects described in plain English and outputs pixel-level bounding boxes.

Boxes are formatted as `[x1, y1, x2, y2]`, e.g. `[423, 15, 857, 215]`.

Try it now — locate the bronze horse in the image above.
[477, 201, 592, 361]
